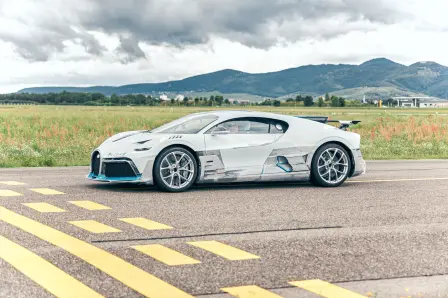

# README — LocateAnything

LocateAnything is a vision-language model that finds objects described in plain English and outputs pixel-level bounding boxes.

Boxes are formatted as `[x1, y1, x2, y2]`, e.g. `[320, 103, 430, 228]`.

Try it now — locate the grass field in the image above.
[1, 105, 448, 167]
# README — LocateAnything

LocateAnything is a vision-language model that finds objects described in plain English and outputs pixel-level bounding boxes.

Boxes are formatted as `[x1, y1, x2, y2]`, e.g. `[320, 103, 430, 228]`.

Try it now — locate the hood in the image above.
[99, 130, 173, 151]
[96, 131, 162, 158]
[104, 130, 152, 144]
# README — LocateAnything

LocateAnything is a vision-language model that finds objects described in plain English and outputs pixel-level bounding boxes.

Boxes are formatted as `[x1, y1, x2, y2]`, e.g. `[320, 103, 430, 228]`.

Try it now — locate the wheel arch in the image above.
[309, 140, 356, 178]
[152, 143, 201, 180]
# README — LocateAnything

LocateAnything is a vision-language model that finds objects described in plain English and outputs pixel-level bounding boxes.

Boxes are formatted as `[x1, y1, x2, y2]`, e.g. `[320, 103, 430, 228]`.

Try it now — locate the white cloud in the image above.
[0, 0, 447, 93]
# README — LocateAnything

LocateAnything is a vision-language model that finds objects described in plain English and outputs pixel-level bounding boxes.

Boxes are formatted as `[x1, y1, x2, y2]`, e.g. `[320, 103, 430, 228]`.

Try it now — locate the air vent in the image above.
[91, 151, 101, 176]
[135, 139, 151, 144]
[169, 135, 183, 139]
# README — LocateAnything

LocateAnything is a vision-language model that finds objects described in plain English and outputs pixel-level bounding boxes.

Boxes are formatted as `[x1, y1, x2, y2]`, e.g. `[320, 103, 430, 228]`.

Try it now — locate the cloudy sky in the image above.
[0, 0, 447, 93]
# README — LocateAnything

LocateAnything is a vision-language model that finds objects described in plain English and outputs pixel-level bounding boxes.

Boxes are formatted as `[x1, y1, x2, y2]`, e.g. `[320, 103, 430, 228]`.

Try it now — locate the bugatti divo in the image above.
[87, 111, 366, 192]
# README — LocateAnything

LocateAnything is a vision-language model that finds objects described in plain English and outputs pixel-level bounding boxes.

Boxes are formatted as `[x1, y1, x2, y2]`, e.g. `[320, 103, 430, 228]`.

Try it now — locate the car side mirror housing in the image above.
[211, 126, 230, 136]
[211, 128, 230, 136]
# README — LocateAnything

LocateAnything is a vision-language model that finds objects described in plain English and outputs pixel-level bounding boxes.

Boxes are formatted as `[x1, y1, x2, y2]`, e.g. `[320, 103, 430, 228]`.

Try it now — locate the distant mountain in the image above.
[18, 58, 448, 99]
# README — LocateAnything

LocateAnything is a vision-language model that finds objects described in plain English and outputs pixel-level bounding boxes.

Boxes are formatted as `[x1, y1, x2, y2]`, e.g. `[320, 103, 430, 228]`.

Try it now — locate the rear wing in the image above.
[295, 116, 361, 131]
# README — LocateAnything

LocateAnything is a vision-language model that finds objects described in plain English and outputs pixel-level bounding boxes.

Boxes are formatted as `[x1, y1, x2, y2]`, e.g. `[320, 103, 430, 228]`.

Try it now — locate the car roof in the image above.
[190, 110, 294, 121]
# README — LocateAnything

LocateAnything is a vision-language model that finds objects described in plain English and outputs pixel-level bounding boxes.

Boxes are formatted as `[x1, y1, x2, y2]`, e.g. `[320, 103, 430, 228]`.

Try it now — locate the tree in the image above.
[92, 93, 105, 103]
[224, 98, 230, 105]
[325, 93, 331, 102]
[273, 100, 281, 107]
[111, 93, 120, 106]
[385, 98, 398, 107]
[136, 94, 146, 105]
[146, 96, 155, 106]
[317, 97, 324, 107]
[331, 96, 339, 107]
[304, 96, 314, 107]
[295, 95, 304, 102]
[338, 97, 346, 107]
[215, 95, 224, 106]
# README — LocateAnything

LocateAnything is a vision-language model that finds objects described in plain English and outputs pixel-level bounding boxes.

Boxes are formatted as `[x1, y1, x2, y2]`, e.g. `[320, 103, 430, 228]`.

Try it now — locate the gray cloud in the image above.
[78, 33, 107, 56]
[115, 35, 146, 63]
[0, 11, 107, 61]
[0, 0, 409, 62]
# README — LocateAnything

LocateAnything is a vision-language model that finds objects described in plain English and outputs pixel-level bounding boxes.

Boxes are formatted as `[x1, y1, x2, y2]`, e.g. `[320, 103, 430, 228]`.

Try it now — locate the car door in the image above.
[203, 117, 278, 179]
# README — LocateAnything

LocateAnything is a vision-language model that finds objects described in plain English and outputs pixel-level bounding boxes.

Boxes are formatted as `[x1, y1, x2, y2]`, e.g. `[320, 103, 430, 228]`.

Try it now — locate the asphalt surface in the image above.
[1, 160, 448, 298]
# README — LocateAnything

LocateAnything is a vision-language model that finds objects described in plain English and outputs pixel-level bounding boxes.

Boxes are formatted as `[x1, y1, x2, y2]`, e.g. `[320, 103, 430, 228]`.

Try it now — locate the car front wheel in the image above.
[310, 143, 351, 187]
[153, 147, 198, 192]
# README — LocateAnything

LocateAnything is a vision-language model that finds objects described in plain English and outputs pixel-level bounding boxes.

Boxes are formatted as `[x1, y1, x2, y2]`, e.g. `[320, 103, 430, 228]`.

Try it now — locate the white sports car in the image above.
[87, 110, 366, 192]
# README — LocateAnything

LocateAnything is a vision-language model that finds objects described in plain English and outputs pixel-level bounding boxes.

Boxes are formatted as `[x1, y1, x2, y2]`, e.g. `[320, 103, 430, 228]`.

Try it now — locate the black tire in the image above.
[153, 147, 198, 192]
[310, 143, 351, 187]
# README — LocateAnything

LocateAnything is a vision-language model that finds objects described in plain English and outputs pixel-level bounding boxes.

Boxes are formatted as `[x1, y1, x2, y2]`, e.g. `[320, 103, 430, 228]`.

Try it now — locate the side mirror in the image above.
[211, 128, 230, 136]
[212, 130, 230, 135]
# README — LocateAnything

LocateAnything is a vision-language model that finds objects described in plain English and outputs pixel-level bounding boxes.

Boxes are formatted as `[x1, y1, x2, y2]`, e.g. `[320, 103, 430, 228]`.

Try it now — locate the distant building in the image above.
[159, 94, 170, 101]
[175, 95, 185, 101]
[419, 100, 448, 108]
[392, 97, 448, 108]
[234, 100, 250, 105]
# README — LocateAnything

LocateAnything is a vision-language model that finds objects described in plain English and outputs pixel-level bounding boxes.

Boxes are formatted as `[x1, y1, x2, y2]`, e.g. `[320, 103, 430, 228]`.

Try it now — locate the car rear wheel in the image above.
[153, 147, 198, 192]
[310, 143, 351, 187]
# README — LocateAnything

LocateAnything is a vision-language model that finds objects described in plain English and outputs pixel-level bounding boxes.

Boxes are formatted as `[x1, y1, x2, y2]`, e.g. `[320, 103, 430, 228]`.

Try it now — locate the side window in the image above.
[247, 120, 270, 133]
[210, 118, 270, 134]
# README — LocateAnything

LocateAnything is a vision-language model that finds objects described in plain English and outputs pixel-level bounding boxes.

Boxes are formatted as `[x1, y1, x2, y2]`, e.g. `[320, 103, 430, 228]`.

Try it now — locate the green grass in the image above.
[1, 105, 448, 167]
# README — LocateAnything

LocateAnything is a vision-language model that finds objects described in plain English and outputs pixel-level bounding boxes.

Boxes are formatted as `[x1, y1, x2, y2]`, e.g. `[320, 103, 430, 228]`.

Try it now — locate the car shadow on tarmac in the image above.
[84, 180, 350, 193]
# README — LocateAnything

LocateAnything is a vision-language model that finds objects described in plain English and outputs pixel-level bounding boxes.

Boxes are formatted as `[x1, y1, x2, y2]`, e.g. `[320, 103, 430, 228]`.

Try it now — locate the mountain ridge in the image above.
[18, 58, 448, 99]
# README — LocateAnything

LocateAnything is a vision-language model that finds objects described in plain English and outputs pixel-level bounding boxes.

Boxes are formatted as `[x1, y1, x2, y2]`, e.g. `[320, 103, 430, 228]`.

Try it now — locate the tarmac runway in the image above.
[1, 160, 448, 298]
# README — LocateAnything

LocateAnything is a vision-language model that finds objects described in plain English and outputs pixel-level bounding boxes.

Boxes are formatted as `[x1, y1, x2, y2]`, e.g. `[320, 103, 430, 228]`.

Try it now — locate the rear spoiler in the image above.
[295, 116, 361, 131]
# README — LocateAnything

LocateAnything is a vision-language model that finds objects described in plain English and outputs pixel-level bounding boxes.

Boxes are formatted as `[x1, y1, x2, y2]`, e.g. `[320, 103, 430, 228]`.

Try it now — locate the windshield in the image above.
[150, 114, 219, 134]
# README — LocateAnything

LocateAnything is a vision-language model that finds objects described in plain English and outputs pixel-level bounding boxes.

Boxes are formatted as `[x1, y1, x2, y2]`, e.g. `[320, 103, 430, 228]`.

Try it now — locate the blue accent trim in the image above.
[276, 156, 293, 173]
[88, 172, 142, 182]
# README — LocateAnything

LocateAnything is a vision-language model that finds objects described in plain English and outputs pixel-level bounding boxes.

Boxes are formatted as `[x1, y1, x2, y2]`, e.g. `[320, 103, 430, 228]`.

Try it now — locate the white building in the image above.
[175, 94, 185, 101]
[159, 94, 170, 101]
[393, 97, 448, 108]
[419, 100, 448, 108]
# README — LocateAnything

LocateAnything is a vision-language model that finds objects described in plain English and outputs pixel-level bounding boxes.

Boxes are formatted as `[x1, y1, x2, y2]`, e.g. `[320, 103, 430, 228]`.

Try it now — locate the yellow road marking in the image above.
[30, 188, 65, 195]
[222, 285, 283, 298]
[69, 200, 111, 211]
[119, 217, 173, 230]
[69, 220, 121, 234]
[289, 279, 367, 298]
[23, 203, 66, 213]
[0, 206, 194, 298]
[0, 181, 26, 185]
[348, 177, 448, 183]
[0, 235, 104, 298]
[0, 190, 23, 197]
[132, 244, 201, 266]
[187, 241, 260, 261]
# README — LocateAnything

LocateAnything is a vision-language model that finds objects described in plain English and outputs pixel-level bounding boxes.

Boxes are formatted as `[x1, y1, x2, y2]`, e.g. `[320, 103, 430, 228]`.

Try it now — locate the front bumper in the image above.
[351, 149, 366, 177]
[87, 172, 144, 183]
[86, 150, 153, 184]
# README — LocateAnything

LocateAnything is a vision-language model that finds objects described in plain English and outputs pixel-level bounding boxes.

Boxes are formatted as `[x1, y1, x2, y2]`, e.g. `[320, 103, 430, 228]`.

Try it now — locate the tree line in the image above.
[283, 94, 346, 107]
[0, 91, 376, 107]
[0, 92, 240, 106]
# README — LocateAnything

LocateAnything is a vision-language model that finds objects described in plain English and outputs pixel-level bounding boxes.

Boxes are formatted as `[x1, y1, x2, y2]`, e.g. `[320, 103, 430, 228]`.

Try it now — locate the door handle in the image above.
[249, 142, 271, 146]
[232, 142, 267, 149]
